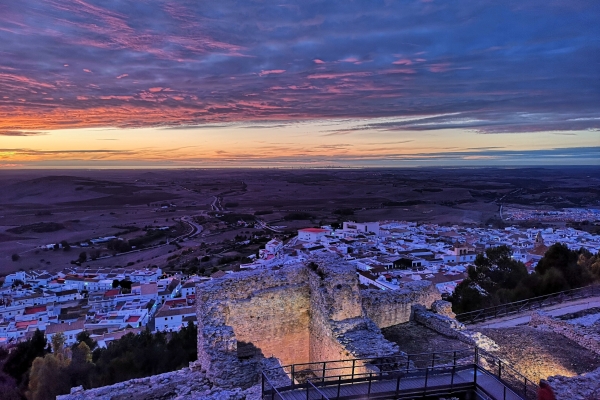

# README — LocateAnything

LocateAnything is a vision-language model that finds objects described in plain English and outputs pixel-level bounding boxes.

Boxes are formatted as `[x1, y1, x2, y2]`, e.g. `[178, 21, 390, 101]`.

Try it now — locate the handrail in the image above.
[307, 379, 331, 400]
[262, 347, 539, 400]
[456, 284, 600, 324]
[271, 347, 474, 372]
[262, 371, 287, 400]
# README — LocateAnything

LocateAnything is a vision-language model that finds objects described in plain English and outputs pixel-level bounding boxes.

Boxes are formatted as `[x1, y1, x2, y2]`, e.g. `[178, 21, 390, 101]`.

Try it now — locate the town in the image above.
[2, 219, 599, 348]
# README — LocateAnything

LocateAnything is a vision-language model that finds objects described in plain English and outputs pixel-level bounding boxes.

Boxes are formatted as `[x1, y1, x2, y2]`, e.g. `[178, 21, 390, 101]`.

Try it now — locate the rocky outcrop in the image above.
[57, 365, 244, 400]
[548, 366, 600, 400]
[530, 311, 600, 356]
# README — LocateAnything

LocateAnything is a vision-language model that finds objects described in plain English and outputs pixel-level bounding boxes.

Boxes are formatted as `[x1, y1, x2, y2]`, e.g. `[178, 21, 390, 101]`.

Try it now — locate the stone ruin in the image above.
[195, 255, 441, 388]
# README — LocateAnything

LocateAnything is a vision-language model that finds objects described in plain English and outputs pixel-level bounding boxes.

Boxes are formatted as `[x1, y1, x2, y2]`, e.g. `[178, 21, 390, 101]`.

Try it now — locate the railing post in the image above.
[451, 365, 455, 390]
[291, 364, 295, 389]
[351, 359, 355, 380]
[473, 364, 478, 387]
[337, 375, 341, 399]
[475, 347, 479, 365]
[406, 355, 410, 373]
[524, 377, 528, 398]
[503, 384, 507, 400]
[261, 373, 265, 399]
[322, 362, 326, 383]
[367, 373, 372, 397]
[498, 360, 502, 379]
[453, 350, 457, 367]
[395, 374, 401, 396]
[431, 352, 435, 368]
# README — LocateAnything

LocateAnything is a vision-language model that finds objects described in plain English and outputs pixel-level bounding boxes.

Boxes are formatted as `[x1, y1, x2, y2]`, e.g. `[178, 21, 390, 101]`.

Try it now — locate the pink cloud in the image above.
[381, 68, 417, 74]
[148, 87, 163, 93]
[429, 63, 450, 72]
[313, 59, 325, 64]
[340, 57, 359, 63]
[259, 69, 286, 77]
[116, 74, 128, 79]
[392, 59, 413, 65]
[308, 71, 372, 79]
[83, 69, 92, 73]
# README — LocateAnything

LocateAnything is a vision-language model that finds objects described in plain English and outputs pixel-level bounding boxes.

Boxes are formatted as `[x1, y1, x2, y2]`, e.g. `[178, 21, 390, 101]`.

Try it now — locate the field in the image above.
[0, 166, 598, 275]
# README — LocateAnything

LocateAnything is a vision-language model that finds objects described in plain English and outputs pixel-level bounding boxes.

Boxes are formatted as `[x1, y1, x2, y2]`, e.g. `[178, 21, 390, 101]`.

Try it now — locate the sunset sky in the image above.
[1, 0, 598, 168]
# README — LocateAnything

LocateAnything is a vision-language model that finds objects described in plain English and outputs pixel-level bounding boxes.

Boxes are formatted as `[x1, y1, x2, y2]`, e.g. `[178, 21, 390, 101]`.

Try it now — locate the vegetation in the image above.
[451, 244, 600, 313]
[7, 222, 65, 234]
[0, 324, 198, 399]
[11, 254, 19, 262]
[283, 212, 314, 221]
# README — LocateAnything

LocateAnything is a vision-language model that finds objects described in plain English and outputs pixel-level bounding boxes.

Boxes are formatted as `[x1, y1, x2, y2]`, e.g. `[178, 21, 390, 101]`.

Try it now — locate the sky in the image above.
[0, 0, 599, 168]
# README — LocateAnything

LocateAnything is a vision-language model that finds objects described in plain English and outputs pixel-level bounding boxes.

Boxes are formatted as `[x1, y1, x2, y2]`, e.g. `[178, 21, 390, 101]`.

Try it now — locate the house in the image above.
[298, 228, 330, 242]
[45, 319, 85, 346]
[343, 221, 380, 236]
[154, 306, 196, 332]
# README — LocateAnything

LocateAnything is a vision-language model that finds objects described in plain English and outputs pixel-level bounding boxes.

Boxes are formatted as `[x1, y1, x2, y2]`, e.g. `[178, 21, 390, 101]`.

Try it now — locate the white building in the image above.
[154, 306, 196, 332]
[343, 221, 380, 236]
[298, 228, 330, 242]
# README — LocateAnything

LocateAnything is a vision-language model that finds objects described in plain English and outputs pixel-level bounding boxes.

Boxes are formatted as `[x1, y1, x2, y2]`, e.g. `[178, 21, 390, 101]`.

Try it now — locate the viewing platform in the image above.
[262, 348, 537, 400]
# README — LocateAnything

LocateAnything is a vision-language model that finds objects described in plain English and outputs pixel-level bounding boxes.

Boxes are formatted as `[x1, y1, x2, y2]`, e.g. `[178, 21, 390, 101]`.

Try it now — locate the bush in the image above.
[284, 212, 313, 221]
[11, 254, 19, 262]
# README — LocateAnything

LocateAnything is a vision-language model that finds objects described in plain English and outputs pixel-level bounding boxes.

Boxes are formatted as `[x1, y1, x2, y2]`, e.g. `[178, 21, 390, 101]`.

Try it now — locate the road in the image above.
[255, 218, 283, 233]
[66, 215, 204, 263]
[472, 296, 600, 329]
[210, 196, 223, 211]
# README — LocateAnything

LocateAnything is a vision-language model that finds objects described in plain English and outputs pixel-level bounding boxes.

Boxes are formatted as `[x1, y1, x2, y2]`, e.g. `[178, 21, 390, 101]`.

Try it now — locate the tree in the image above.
[112, 279, 120, 289]
[451, 246, 528, 312]
[60, 240, 71, 251]
[51, 332, 66, 356]
[2, 329, 47, 388]
[0, 371, 21, 400]
[78, 251, 87, 263]
[119, 280, 132, 290]
[26, 354, 70, 400]
[67, 342, 94, 389]
[11, 254, 19, 262]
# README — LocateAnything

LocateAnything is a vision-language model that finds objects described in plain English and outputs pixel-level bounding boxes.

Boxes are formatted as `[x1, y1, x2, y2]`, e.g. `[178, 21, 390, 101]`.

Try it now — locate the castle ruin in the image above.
[195, 255, 440, 388]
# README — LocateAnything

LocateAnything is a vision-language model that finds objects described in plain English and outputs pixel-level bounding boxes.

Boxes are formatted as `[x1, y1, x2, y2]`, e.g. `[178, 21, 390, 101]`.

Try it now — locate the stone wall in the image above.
[529, 312, 600, 356]
[196, 257, 402, 388]
[226, 284, 310, 365]
[196, 265, 307, 388]
[306, 259, 398, 378]
[412, 303, 498, 351]
[361, 280, 441, 329]
[56, 365, 244, 400]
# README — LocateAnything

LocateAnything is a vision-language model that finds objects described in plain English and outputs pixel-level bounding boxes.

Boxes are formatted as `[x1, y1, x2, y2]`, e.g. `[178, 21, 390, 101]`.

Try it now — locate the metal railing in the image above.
[262, 347, 538, 400]
[456, 284, 600, 324]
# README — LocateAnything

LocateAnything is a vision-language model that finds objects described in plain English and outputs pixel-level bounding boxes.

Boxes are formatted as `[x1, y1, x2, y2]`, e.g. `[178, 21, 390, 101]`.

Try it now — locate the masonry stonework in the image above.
[361, 280, 441, 329]
[196, 257, 411, 388]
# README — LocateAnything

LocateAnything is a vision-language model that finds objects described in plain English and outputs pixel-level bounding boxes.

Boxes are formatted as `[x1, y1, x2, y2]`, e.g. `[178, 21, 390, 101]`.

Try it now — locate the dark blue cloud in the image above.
[0, 0, 598, 133]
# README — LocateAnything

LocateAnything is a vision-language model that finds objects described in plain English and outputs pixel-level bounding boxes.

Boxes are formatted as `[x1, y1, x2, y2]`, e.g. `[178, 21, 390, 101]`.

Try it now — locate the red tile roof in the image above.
[24, 305, 46, 315]
[299, 228, 328, 233]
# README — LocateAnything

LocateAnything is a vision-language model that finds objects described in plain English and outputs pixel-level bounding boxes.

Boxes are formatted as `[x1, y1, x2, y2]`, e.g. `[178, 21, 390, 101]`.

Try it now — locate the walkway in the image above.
[271, 367, 524, 400]
[263, 349, 537, 400]
[471, 296, 600, 329]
